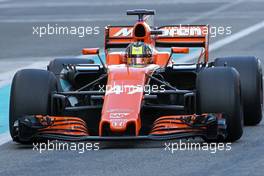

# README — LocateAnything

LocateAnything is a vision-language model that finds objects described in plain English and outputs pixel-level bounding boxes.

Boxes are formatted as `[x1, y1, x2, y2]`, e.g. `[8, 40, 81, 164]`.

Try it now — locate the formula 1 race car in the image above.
[10, 9, 263, 144]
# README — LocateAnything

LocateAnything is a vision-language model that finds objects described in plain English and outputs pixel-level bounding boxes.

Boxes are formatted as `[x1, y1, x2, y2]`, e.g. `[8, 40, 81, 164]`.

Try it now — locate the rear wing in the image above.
[156, 25, 209, 47]
[105, 25, 209, 60]
[156, 25, 209, 60]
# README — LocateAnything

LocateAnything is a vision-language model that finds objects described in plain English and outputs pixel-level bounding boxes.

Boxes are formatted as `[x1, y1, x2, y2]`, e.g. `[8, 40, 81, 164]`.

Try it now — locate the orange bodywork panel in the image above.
[153, 52, 170, 67]
[106, 52, 124, 65]
[99, 64, 159, 136]
[82, 48, 99, 55]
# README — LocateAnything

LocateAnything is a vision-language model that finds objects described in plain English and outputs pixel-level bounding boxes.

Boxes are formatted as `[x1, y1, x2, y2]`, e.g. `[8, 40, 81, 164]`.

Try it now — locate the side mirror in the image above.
[171, 47, 189, 54]
[82, 48, 99, 55]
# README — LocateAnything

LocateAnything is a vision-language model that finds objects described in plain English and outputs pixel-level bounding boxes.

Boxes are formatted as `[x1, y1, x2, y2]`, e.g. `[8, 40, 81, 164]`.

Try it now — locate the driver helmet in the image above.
[125, 41, 153, 66]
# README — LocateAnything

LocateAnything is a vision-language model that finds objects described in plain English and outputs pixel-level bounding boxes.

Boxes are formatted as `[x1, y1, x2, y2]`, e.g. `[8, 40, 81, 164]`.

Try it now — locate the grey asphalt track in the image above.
[1, 0, 264, 175]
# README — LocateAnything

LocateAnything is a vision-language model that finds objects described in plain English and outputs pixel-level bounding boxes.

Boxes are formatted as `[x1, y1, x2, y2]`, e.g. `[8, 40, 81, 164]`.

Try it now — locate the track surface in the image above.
[1, 0, 264, 175]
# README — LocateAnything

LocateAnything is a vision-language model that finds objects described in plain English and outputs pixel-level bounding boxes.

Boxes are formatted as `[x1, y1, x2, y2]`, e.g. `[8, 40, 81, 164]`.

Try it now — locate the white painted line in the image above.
[181, 19, 264, 62]
[0, 56, 80, 88]
[0, 1, 181, 9]
[0, 0, 243, 23]
[0, 132, 11, 146]
[0, 13, 254, 23]
[209, 20, 264, 51]
[0, 61, 49, 88]
[183, 0, 243, 24]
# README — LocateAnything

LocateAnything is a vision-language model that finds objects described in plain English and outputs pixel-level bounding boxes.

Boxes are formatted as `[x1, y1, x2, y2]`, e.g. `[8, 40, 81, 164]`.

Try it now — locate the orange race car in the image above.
[9, 9, 263, 143]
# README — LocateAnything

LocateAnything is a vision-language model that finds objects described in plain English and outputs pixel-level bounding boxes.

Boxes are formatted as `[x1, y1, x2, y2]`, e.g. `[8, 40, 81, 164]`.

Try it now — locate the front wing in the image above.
[12, 114, 227, 142]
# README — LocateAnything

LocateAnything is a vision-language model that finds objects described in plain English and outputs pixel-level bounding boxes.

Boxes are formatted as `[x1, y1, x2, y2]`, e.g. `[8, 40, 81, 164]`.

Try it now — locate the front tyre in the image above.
[9, 69, 57, 142]
[197, 67, 243, 142]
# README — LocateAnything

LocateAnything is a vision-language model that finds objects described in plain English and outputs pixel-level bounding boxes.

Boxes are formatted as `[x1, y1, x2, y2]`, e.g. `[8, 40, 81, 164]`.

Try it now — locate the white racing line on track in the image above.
[182, 19, 264, 62]
[0, 0, 244, 23]
[0, 61, 49, 88]
[183, 0, 243, 24]
[0, 0, 243, 9]
[209, 20, 264, 51]
[0, 132, 11, 145]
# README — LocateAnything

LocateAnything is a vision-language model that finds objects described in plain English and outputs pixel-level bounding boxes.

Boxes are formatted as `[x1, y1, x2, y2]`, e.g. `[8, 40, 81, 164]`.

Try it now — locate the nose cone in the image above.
[99, 64, 159, 136]
[99, 66, 146, 136]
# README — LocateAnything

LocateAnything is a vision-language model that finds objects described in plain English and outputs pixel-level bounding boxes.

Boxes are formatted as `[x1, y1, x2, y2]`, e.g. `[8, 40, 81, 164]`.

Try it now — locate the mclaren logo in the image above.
[113, 28, 133, 37]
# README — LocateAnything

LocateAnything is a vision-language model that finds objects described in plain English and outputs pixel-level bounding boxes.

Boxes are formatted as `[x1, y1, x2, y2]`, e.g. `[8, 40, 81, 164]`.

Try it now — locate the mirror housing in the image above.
[171, 47, 189, 54]
[82, 48, 99, 55]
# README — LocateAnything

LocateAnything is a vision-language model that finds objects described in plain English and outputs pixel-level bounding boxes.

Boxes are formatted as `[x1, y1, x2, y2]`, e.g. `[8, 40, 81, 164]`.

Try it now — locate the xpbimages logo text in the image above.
[164, 141, 232, 154]
[32, 24, 100, 38]
[32, 140, 100, 154]
[98, 83, 166, 95]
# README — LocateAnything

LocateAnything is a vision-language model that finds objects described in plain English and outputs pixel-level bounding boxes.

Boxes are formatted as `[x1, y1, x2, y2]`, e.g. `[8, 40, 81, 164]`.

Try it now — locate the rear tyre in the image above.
[9, 69, 57, 142]
[197, 67, 243, 142]
[215, 56, 263, 125]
